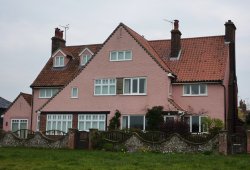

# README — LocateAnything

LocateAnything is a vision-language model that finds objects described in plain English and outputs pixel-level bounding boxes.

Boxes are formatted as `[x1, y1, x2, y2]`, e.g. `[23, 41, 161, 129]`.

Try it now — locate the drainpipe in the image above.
[221, 83, 227, 130]
[30, 89, 34, 131]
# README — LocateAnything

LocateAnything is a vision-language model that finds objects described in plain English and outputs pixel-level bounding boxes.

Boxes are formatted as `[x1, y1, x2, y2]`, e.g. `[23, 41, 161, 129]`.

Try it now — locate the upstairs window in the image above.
[183, 84, 207, 96]
[94, 79, 116, 95]
[110, 50, 132, 61]
[123, 77, 146, 95]
[54, 56, 64, 67]
[81, 55, 91, 66]
[71, 87, 78, 98]
[39, 88, 59, 98]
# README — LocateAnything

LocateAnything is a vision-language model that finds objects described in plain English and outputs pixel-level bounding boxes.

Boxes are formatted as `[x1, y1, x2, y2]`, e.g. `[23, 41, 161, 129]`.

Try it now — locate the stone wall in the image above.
[123, 133, 218, 153]
[0, 131, 69, 149]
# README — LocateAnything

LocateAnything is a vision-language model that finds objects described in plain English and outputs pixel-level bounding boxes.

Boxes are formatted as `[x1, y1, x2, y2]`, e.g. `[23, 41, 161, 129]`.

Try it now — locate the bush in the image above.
[146, 106, 164, 131]
[246, 113, 250, 125]
[202, 117, 223, 134]
[109, 110, 121, 130]
[160, 120, 190, 136]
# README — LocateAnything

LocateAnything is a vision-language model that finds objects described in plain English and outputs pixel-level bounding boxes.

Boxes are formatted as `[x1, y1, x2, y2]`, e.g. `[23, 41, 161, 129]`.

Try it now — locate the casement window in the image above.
[122, 115, 146, 130]
[39, 88, 59, 98]
[185, 116, 208, 133]
[94, 79, 116, 95]
[46, 114, 72, 133]
[123, 77, 146, 95]
[11, 119, 28, 138]
[71, 87, 78, 98]
[110, 50, 132, 61]
[78, 114, 106, 131]
[81, 54, 91, 66]
[183, 84, 207, 96]
[54, 56, 64, 67]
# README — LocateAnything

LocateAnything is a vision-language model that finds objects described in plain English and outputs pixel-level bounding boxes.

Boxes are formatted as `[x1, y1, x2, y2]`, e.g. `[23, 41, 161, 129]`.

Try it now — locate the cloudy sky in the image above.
[0, 0, 249, 105]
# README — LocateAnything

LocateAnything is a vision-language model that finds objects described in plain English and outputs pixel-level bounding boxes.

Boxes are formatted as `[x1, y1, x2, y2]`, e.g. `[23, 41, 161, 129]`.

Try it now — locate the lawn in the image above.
[0, 148, 249, 170]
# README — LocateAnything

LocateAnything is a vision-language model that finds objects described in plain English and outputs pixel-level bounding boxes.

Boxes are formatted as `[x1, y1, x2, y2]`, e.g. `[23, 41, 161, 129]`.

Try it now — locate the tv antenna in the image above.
[163, 19, 174, 29]
[60, 24, 69, 41]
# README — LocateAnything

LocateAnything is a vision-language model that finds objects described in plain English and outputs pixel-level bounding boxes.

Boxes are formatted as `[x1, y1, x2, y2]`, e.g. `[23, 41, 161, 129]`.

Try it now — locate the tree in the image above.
[145, 106, 164, 131]
[109, 110, 121, 130]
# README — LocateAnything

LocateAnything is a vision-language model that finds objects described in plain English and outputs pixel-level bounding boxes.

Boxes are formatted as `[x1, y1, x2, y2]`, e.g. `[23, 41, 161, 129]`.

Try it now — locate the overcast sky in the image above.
[0, 0, 250, 106]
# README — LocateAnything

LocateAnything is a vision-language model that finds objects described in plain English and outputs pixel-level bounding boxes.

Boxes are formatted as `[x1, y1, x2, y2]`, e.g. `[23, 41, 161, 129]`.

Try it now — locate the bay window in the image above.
[78, 114, 106, 131]
[46, 114, 72, 134]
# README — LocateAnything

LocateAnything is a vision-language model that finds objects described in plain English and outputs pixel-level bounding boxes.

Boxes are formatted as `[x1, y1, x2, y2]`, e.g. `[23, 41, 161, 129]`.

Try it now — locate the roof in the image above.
[149, 36, 228, 82]
[32, 23, 228, 88]
[21, 93, 32, 106]
[0, 97, 11, 109]
[31, 44, 102, 87]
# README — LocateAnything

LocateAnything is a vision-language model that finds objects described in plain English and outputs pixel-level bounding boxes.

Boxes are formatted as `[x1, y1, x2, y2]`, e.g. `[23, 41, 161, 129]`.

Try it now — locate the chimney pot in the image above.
[174, 20, 179, 30]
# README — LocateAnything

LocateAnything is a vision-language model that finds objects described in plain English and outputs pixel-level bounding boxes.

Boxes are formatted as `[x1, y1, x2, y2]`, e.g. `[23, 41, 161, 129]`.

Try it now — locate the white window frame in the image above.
[81, 54, 91, 66]
[71, 87, 78, 98]
[121, 115, 146, 131]
[110, 50, 132, 61]
[188, 116, 208, 134]
[37, 113, 40, 131]
[123, 77, 147, 95]
[46, 114, 72, 133]
[39, 88, 59, 98]
[54, 56, 64, 67]
[11, 119, 28, 131]
[183, 84, 207, 96]
[94, 78, 116, 96]
[78, 114, 106, 131]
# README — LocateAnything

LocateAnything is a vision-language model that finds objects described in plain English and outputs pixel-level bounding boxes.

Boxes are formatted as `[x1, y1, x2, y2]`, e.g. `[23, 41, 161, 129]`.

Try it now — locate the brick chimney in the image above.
[170, 20, 182, 58]
[225, 20, 236, 43]
[51, 28, 66, 55]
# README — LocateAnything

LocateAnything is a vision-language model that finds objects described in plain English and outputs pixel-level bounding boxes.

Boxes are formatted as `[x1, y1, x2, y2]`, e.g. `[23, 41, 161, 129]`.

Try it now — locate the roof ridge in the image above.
[65, 43, 102, 48]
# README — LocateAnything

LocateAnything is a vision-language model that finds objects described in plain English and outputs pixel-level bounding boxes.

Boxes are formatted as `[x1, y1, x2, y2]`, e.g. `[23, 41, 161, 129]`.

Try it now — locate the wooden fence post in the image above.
[219, 130, 229, 155]
[89, 129, 98, 150]
[68, 128, 78, 149]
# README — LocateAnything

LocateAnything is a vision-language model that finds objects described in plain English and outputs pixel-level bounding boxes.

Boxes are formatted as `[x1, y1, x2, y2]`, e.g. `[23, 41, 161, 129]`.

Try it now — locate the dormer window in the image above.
[81, 54, 91, 66]
[54, 56, 64, 67]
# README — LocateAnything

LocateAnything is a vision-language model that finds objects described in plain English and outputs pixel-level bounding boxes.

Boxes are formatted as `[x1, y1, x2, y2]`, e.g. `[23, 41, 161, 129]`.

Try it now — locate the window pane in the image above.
[20, 121, 27, 129]
[132, 79, 138, 93]
[111, 52, 117, 61]
[12, 121, 19, 132]
[62, 121, 67, 132]
[40, 89, 46, 98]
[95, 86, 101, 94]
[72, 88, 78, 97]
[191, 84, 199, 94]
[86, 122, 91, 130]
[201, 117, 207, 132]
[130, 116, 144, 130]
[139, 78, 146, 93]
[184, 85, 190, 94]
[99, 122, 105, 130]
[118, 51, 124, 60]
[200, 84, 206, 94]
[122, 116, 128, 129]
[124, 79, 131, 94]
[79, 122, 84, 131]
[109, 85, 115, 94]
[92, 122, 98, 128]
[60, 57, 64, 66]
[55, 57, 60, 66]
[191, 116, 199, 133]
[125, 51, 132, 60]
[102, 85, 108, 94]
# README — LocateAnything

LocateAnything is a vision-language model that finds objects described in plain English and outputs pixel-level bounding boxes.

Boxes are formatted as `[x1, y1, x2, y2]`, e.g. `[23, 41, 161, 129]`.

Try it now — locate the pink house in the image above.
[5, 20, 239, 134]
[3, 93, 32, 136]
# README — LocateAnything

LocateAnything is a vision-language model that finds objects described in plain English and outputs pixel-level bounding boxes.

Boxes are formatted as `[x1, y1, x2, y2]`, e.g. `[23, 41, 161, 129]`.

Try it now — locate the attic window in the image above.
[54, 56, 64, 67]
[110, 51, 132, 61]
[81, 54, 91, 66]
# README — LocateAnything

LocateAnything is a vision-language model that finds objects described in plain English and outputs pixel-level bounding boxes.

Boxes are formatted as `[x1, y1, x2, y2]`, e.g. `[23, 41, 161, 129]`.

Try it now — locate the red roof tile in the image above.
[31, 44, 102, 87]
[149, 36, 228, 82]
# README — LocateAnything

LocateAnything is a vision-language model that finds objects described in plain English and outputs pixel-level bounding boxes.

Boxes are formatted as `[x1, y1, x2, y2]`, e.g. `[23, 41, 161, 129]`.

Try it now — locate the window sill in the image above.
[182, 94, 208, 97]
[94, 94, 116, 96]
[71, 97, 78, 99]
[39, 97, 51, 99]
[122, 94, 147, 96]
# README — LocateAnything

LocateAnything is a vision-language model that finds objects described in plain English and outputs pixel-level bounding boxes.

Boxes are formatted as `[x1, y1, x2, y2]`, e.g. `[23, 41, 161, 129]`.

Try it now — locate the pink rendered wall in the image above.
[3, 96, 31, 131]
[42, 26, 171, 121]
[172, 84, 225, 121]
[31, 89, 50, 131]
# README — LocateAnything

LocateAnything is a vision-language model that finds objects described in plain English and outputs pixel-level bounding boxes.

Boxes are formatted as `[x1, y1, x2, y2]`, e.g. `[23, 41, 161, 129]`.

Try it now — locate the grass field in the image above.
[0, 148, 249, 170]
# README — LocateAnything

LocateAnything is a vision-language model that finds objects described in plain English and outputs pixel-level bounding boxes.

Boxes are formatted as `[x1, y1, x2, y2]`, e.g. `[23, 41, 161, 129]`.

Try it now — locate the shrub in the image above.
[102, 143, 114, 151]
[160, 120, 190, 136]
[109, 110, 121, 130]
[202, 117, 223, 134]
[146, 106, 164, 131]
